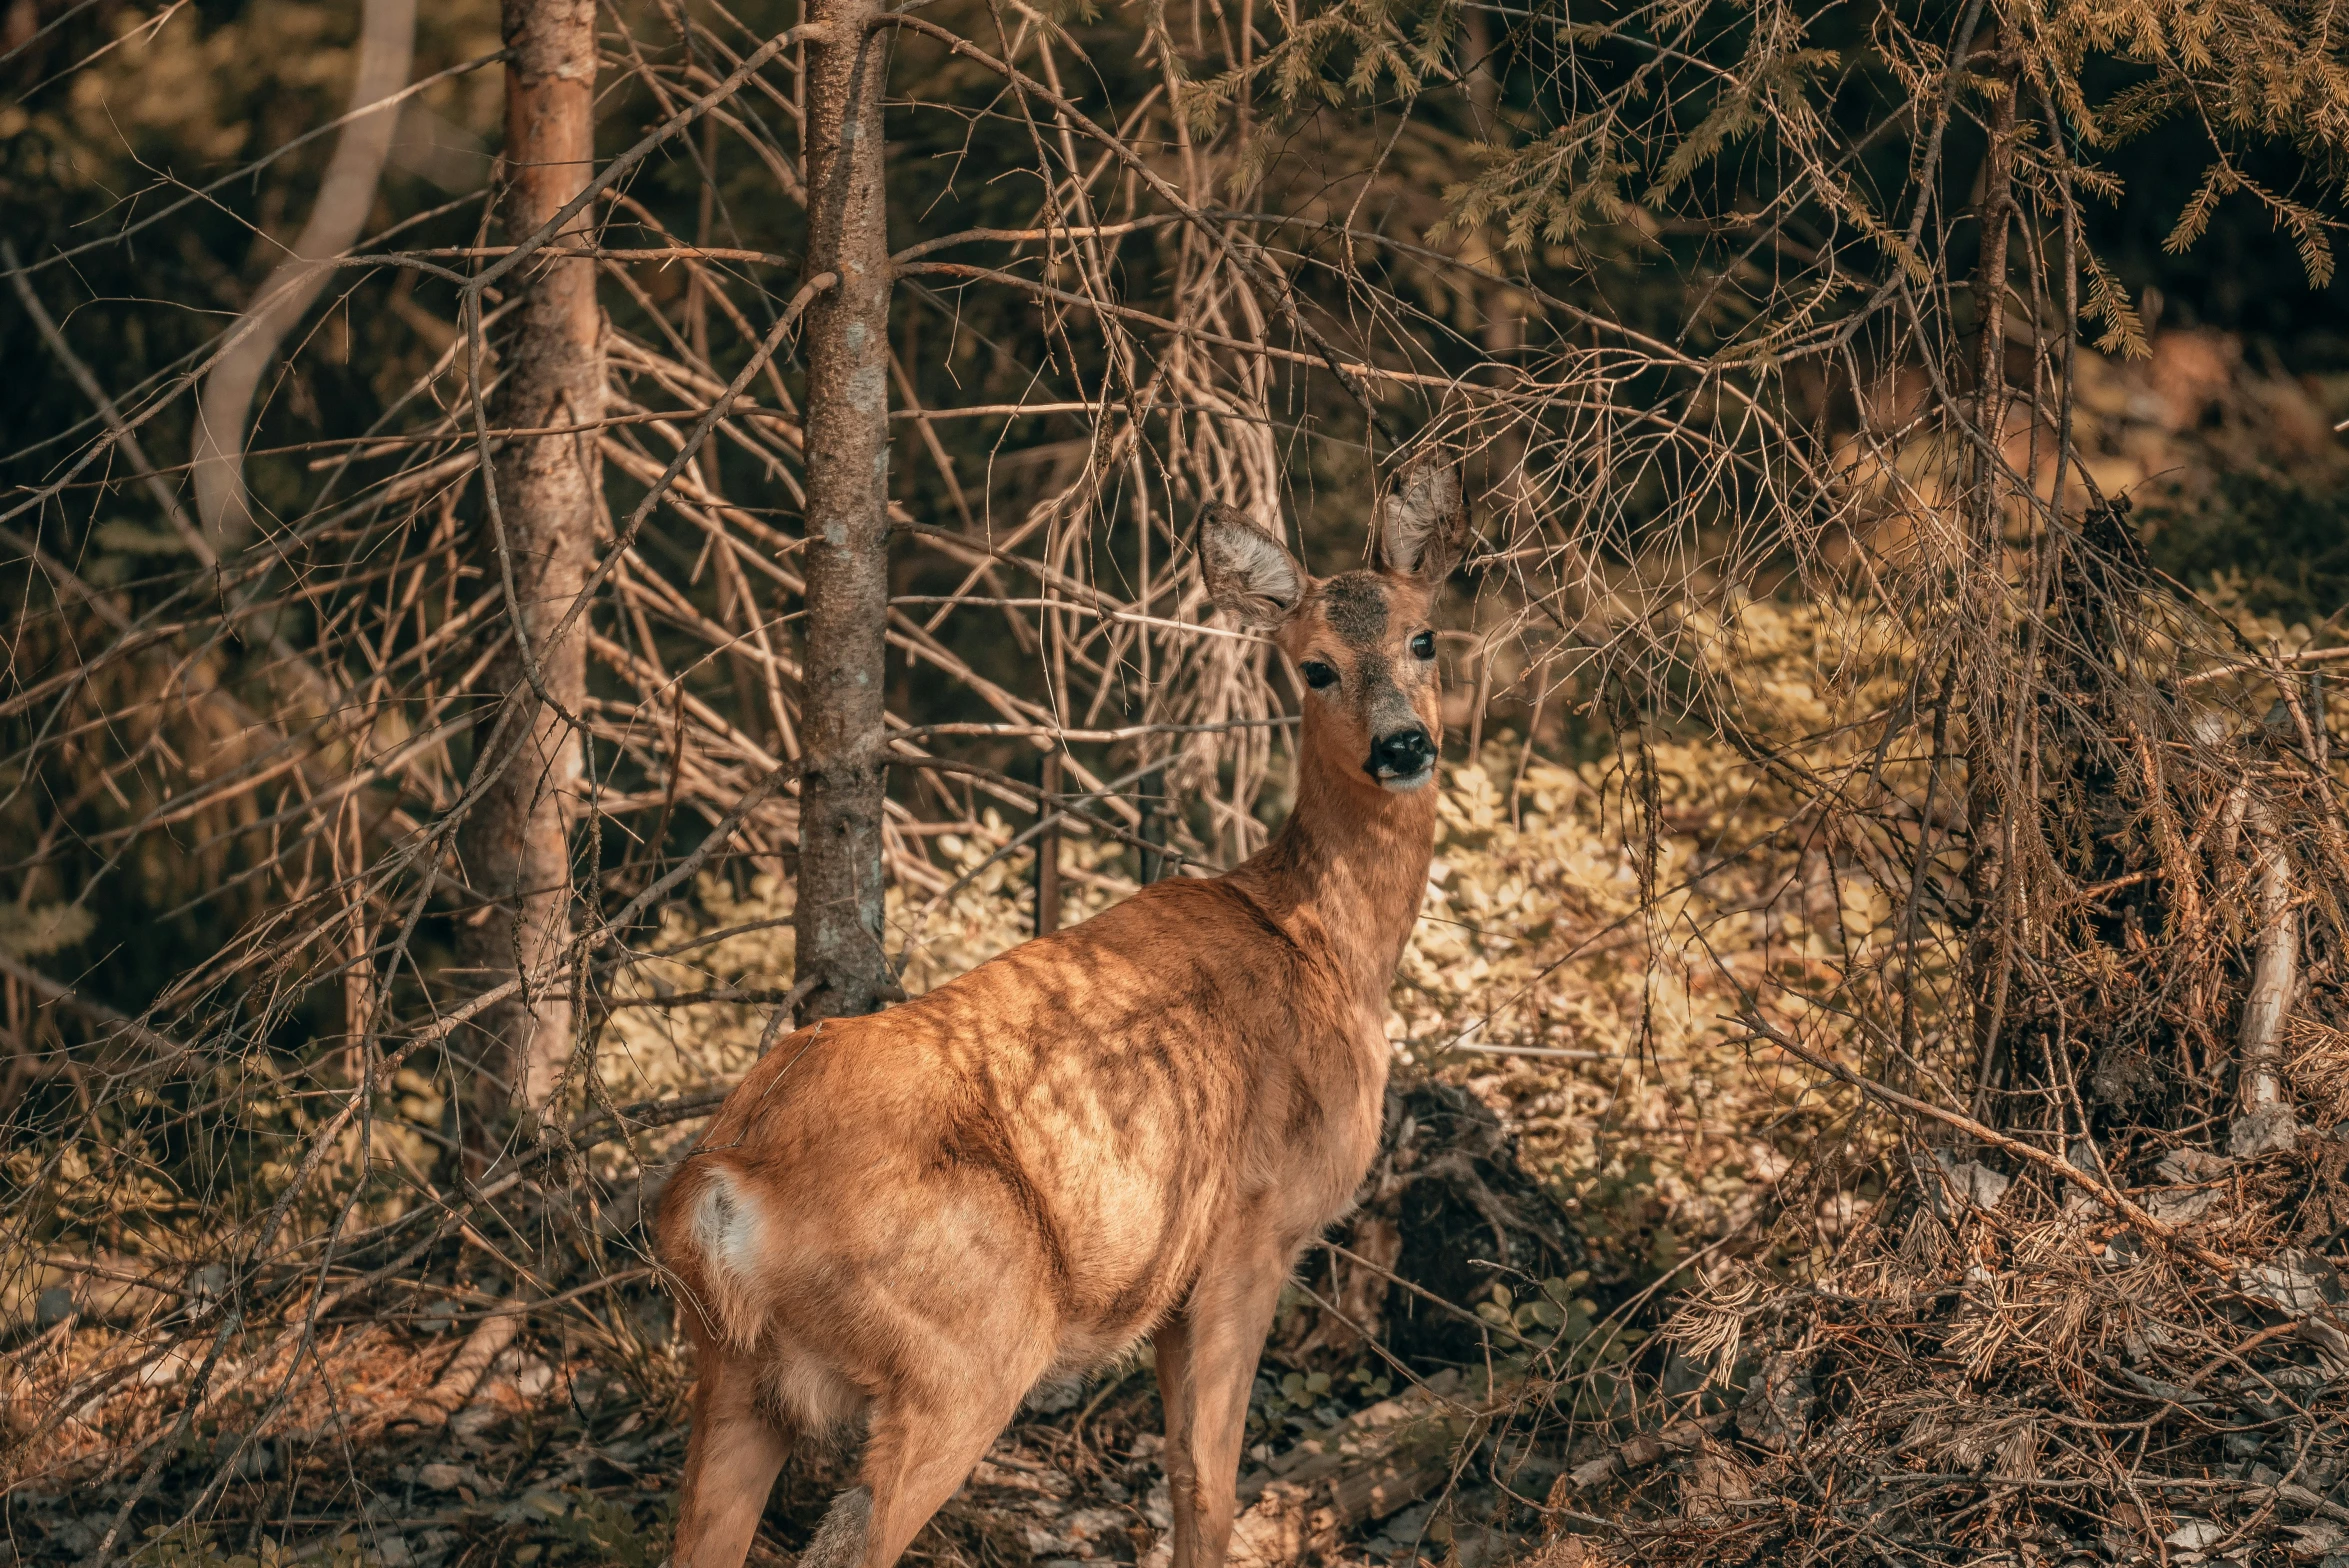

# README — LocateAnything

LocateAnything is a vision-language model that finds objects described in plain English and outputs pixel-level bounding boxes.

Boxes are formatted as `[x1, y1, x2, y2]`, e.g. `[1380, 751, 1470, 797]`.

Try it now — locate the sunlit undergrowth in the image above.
[586, 595, 1933, 1300]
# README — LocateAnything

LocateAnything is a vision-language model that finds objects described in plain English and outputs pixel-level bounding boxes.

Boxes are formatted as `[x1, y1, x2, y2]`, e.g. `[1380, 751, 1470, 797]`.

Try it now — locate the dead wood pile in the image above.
[1526, 509, 2349, 1568]
[1552, 1138, 2349, 1568]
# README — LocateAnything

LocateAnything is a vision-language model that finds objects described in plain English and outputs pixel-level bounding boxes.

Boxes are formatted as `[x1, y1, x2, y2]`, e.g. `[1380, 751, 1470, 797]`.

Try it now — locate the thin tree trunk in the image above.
[192, 0, 417, 557]
[1035, 750, 1063, 936]
[460, 0, 602, 1129]
[792, 0, 895, 1023]
[1461, 2, 1499, 131]
[2231, 802, 2300, 1156]
[1965, 20, 2020, 1118]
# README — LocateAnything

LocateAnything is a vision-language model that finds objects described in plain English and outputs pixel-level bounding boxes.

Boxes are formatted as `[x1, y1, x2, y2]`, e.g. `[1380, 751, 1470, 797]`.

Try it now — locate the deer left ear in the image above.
[1199, 504, 1308, 628]
[1373, 455, 1471, 585]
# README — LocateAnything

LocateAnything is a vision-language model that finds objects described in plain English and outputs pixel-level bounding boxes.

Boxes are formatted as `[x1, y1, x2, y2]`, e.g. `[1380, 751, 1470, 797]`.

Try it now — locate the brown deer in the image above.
[655, 460, 1473, 1568]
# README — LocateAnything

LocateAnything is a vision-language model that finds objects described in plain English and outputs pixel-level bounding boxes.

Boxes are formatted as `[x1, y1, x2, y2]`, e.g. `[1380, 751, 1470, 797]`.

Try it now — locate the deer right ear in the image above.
[1199, 505, 1307, 628]
[1373, 455, 1471, 585]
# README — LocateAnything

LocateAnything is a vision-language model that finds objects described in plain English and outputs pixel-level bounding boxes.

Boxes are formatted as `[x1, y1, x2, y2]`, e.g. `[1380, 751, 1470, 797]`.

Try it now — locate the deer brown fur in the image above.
[655, 461, 1473, 1568]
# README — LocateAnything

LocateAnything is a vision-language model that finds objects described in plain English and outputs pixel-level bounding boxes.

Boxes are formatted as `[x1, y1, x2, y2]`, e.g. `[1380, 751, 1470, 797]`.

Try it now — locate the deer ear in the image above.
[1199, 505, 1307, 627]
[1373, 456, 1471, 584]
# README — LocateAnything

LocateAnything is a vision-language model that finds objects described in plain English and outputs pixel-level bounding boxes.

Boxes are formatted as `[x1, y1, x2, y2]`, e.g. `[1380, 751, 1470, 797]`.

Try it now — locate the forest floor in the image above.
[0, 1076, 1584, 1568]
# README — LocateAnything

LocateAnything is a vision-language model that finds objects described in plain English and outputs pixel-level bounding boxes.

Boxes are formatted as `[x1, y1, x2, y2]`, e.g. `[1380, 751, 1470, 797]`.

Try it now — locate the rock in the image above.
[44, 1520, 96, 1557]
[1931, 1152, 2011, 1214]
[2146, 1188, 2224, 1225]
[1678, 1439, 1755, 1526]
[2157, 1148, 2232, 1184]
[416, 1461, 475, 1491]
[2063, 1140, 2111, 1218]
[1514, 1542, 1601, 1568]
[450, 1403, 505, 1439]
[2236, 1251, 2347, 1316]
[2286, 1522, 2347, 1561]
[2166, 1517, 2225, 1556]
[510, 1354, 555, 1401]
[2231, 1105, 2301, 1159]
[1737, 1351, 1815, 1452]
[1026, 1378, 1084, 1414]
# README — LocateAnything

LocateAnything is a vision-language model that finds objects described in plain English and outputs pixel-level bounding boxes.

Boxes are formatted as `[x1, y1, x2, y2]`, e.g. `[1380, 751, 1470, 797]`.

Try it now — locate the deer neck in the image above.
[1230, 732, 1438, 1013]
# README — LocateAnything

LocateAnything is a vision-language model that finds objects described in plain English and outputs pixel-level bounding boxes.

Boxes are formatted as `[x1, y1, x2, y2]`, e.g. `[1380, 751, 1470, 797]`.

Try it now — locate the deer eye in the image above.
[1301, 660, 1339, 690]
[1410, 631, 1435, 660]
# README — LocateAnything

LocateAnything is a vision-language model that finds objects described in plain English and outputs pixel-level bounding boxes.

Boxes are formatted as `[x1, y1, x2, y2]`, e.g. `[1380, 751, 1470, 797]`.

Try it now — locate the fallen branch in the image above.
[1229, 1370, 1475, 1567]
[1737, 1012, 2233, 1273]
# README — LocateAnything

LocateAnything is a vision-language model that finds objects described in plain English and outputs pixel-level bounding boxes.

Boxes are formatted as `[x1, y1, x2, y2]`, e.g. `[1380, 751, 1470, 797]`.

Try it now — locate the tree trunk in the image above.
[1964, 20, 2020, 1117]
[1035, 750, 1063, 936]
[460, 0, 602, 1129]
[792, 0, 895, 1023]
[192, 0, 416, 557]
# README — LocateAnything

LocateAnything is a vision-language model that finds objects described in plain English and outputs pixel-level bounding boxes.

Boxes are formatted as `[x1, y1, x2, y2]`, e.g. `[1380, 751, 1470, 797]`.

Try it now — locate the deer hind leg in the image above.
[1159, 1239, 1292, 1568]
[813, 1357, 1046, 1568]
[670, 1343, 793, 1568]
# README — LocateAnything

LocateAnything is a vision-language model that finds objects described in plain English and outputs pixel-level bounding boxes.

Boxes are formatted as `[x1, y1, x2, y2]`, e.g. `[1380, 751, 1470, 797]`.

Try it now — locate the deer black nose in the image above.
[1366, 725, 1435, 783]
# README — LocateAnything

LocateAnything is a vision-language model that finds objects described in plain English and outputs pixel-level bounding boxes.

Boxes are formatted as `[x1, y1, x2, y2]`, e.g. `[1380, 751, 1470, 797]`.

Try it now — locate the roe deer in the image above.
[655, 459, 1473, 1568]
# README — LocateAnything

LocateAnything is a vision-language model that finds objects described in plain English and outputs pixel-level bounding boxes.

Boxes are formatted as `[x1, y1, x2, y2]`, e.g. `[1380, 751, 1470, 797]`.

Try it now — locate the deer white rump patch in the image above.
[689, 1166, 769, 1347]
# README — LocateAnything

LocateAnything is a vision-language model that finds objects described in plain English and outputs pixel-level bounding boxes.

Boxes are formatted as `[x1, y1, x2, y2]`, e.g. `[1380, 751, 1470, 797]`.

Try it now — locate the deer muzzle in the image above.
[1366, 724, 1436, 789]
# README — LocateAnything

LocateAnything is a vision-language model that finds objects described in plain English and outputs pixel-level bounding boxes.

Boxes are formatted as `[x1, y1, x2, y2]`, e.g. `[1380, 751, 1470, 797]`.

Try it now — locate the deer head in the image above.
[1200, 458, 1472, 793]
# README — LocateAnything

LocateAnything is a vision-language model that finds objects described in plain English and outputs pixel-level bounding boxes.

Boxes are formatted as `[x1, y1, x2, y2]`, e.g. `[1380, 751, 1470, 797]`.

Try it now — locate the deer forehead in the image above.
[1312, 571, 1411, 649]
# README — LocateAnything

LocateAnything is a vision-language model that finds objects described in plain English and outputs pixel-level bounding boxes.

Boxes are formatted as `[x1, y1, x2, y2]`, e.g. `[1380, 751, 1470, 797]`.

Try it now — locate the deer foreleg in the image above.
[1158, 1239, 1292, 1568]
[1152, 1312, 1199, 1559]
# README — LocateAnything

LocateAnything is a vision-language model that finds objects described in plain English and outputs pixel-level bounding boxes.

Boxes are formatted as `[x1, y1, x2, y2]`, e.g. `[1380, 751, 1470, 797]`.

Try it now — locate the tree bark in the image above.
[1964, 20, 2020, 1118]
[460, 0, 602, 1126]
[792, 0, 895, 1023]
